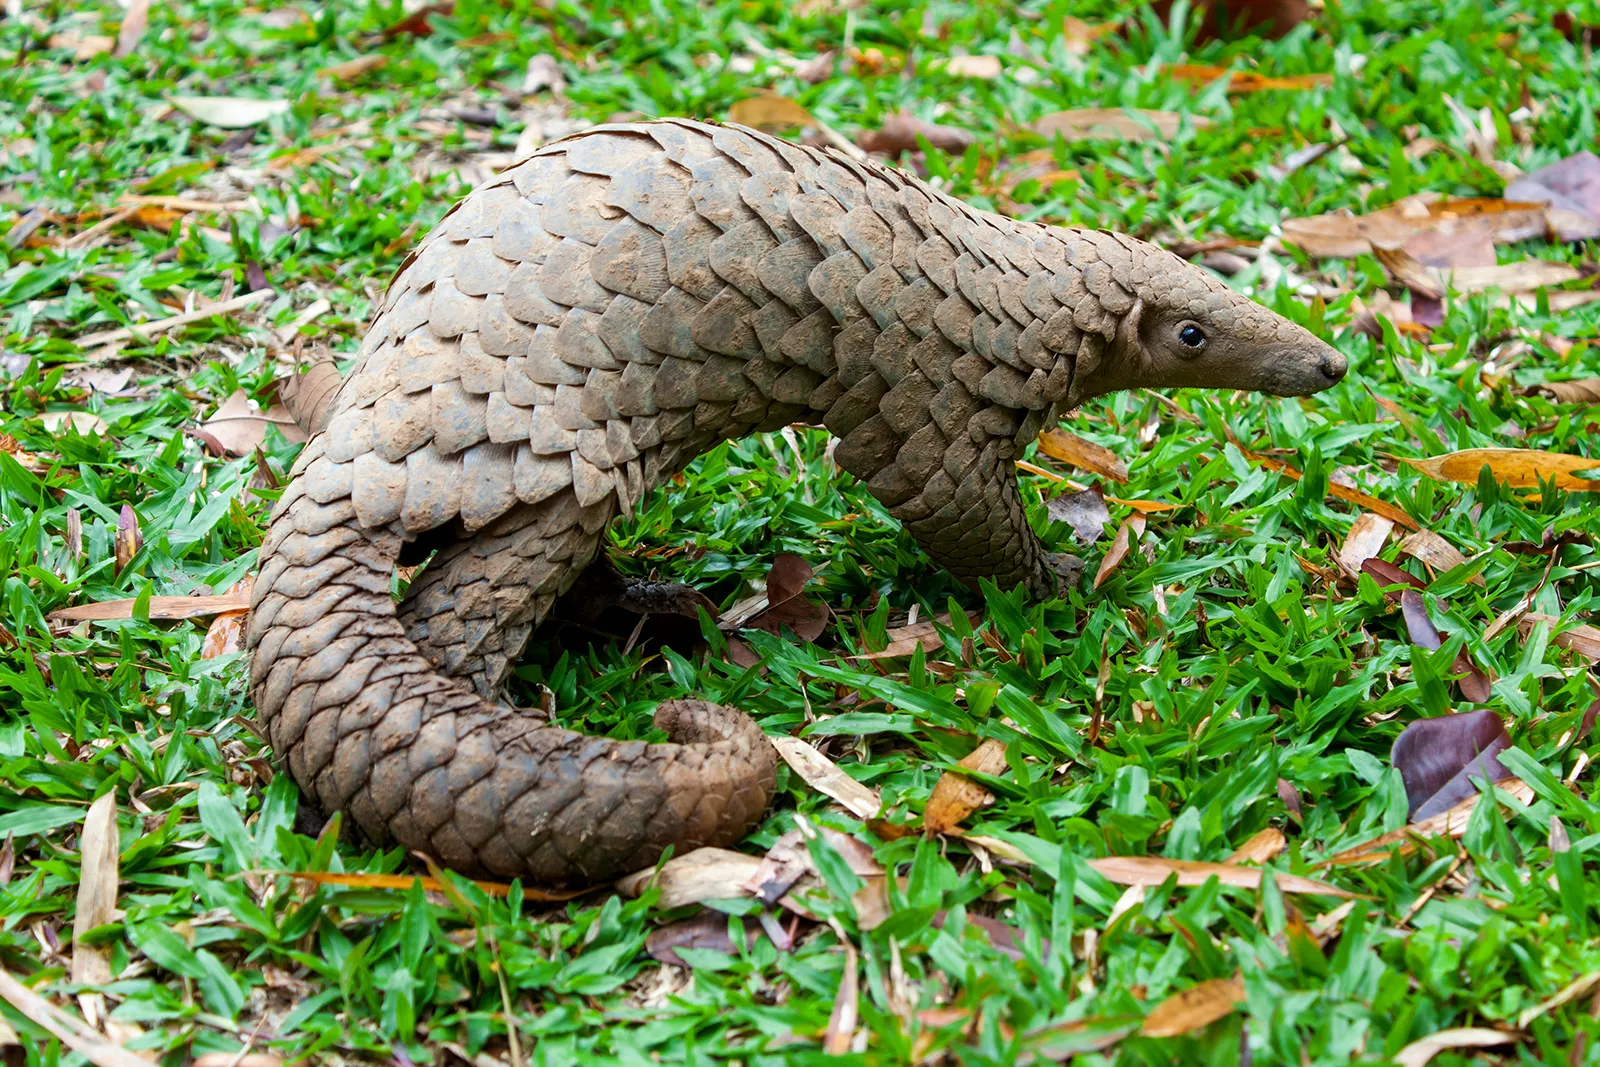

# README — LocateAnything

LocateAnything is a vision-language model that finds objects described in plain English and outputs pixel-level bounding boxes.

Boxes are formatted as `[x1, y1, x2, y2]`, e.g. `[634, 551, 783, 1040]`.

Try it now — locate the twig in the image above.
[72, 289, 273, 351]
[0, 968, 153, 1067]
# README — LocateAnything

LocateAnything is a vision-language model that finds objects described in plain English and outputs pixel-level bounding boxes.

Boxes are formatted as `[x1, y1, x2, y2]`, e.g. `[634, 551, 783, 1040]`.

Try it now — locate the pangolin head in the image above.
[1070, 240, 1346, 406]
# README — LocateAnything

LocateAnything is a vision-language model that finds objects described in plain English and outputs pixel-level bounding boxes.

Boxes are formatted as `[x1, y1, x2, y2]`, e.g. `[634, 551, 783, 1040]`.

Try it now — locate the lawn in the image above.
[3, 0, 1600, 1063]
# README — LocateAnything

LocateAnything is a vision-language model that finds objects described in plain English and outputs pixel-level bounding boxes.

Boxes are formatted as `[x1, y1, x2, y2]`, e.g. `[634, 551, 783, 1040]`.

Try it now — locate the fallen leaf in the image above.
[1225, 827, 1287, 865]
[1528, 379, 1600, 404]
[1167, 63, 1331, 92]
[1337, 512, 1395, 578]
[1150, 0, 1309, 39]
[200, 611, 248, 659]
[745, 552, 829, 641]
[1374, 245, 1581, 298]
[1392, 709, 1512, 821]
[727, 93, 815, 132]
[203, 390, 309, 456]
[1033, 108, 1211, 144]
[70, 792, 119, 1034]
[276, 359, 343, 436]
[1396, 530, 1483, 585]
[115, 0, 149, 57]
[321, 55, 388, 81]
[1398, 589, 1493, 702]
[1519, 613, 1600, 662]
[647, 912, 762, 966]
[823, 941, 859, 1053]
[47, 591, 252, 624]
[1140, 977, 1245, 1037]
[1089, 855, 1359, 897]
[853, 612, 969, 660]
[1517, 971, 1600, 1029]
[1319, 775, 1534, 867]
[1504, 151, 1600, 242]
[617, 847, 765, 908]
[1393, 1028, 1518, 1067]
[286, 869, 580, 901]
[1398, 447, 1600, 492]
[744, 833, 814, 904]
[191, 1056, 282, 1067]
[857, 112, 975, 155]
[1046, 486, 1111, 543]
[512, 54, 564, 96]
[1282, 196, 1547, 259]
[169, 95, 291, 129]
[924, 739, 1007, 834]
[1092, 512, 1147, 590]
[38, 410, 108, 436]
[381, 0, 453, 38]
[49, 33, 115, 61]
[114, 505, 141, 574]
[1278, 779, 1303, 823]
[943, 54, 1002, 78]
[1062, 16, 1119, 54]
[1036, 428, 1128, 481]
[770, 736, 882, 819]
[792, 51, 835, 84]
[0, 968, 152, 1067]
[1360, 558, 1429, 595]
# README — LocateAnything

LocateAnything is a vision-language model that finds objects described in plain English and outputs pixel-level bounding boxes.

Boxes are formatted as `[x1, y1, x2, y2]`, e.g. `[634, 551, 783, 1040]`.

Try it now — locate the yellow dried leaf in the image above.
[727, 93, 815, 131]
[1398, 448, 1600, 492]
[924, 739, 1007, 834]
[1036, 428, 1128, 481]
[1140, 977, 1244, 1037]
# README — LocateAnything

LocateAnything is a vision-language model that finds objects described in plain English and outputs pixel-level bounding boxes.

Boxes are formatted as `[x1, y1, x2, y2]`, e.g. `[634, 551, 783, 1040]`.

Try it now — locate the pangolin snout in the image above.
[1319, 350, 1347, 384]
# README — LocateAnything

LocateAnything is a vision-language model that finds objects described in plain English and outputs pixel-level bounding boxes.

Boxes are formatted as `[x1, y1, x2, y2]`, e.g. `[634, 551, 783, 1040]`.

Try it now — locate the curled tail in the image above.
[246, 446, 776, 882]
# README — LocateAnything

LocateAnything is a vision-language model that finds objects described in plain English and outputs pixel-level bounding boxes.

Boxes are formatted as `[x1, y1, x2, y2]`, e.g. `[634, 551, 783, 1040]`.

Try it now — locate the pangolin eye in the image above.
[1178, 324, 1207, 349]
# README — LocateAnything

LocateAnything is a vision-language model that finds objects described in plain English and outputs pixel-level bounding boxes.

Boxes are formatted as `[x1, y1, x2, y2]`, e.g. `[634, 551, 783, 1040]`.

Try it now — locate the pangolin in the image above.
[246, 119, 1346, 883]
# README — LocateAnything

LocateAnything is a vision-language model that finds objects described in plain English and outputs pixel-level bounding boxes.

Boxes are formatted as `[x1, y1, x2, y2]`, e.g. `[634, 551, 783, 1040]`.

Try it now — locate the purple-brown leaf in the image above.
[1391, 708, 1512, 820]
[647, 912, 763, 967]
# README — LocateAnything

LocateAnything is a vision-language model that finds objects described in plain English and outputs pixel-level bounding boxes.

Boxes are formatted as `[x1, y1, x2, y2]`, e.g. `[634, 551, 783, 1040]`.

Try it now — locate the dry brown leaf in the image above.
[1062, 16, 1119, 54]
[727, 93, 815, 132]
[1395, 530, 1480, 584]
[191, 1056, 283, 1067]
[1374, 246, 1581, 297]
[115, 0, 149, 57]
[1240, 447, 1420, 529]
[853, 611, 971, 660]
[0, 969, 152, 1067]
[792, 51, 836, 84]
[70, 792, 119, 1034]
[617, 847, 765, 907]
[114, 505, 141, 574]
[1393, 1028, 1518, 1067]
[1090, 855, 1360, 897]
[49, 33, 115, 61]
[943, 54, 1002, 78]
[1505, 151, 1600, 242]
[1033, 108, 1211, 144]
[823, 941, 860, 1053]
[1517, 971, 1600, 1029]
[1036, 428, 1128, 481]
[1140, 977, 1245, 1037]
[746, 553, 829, 642]
[770, 736, 882, 819]
[1399, 448, 1600, 492]
[1225, 827, 1287, 865]
[48, 590, 252, 624]
[924, 739, 1007, 834]
[1282, 196, 1547, 259]
[200, 611, 248, 659]
[203, 390, 309, 456]
[276, 359, 343, 436]
[1337, 512, 1395, 578]
[1392, 708, 1511, 820]
[521, 54, 565, 96]
[1092, 512, 1146, 590]
[1530, 379, 1600, 404]
[321, 55, 388, 81]
[857, 112, 975, 155]
[38, 410, 108, 436]
[1166, 63, 1331, 92]
[1319, 776, 1535, 867]
[1520, 613, 1600, 662]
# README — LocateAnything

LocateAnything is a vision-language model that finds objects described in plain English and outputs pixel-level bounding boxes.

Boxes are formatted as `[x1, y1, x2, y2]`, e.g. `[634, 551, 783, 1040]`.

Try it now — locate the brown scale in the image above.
[249, 118, 1347, 883]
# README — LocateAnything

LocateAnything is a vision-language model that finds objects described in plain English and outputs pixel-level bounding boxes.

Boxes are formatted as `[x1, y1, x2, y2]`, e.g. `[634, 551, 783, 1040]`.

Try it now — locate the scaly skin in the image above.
[247, 119, 1345, 883]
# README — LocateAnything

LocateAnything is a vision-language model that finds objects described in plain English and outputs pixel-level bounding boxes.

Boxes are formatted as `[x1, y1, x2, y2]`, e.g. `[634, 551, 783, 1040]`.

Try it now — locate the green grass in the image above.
[3, 0, 1600, 1063]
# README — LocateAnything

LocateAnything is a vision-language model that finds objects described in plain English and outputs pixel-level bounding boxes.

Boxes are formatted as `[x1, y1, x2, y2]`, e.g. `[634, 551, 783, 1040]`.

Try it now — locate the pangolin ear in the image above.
[1115, 296, 1144, 360]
